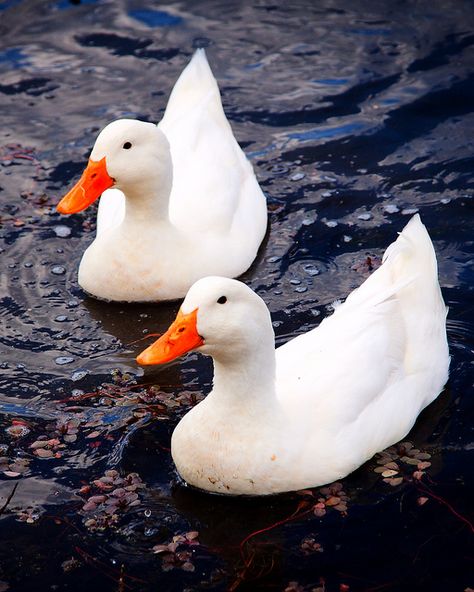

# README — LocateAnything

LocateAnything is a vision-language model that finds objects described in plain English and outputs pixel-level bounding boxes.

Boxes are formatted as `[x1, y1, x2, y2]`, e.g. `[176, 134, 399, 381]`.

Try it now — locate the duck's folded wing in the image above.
[276, 294, 406, 425]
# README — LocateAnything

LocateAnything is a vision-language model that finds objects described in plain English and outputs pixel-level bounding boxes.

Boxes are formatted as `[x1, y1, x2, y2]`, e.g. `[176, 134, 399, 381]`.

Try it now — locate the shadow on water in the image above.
[0, 0, 473, 590]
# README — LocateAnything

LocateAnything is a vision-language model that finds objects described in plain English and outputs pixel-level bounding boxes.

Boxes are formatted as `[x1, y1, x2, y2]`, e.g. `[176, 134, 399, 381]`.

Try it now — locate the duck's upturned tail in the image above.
[382, 214, 449, 407]
[160, 49, 224, 131]
[345, 214, 449, 410]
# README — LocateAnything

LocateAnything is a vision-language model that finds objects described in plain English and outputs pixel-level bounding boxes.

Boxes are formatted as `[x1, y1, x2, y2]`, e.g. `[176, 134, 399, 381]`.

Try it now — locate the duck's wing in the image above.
[158, 49, 266, 238]
[276, 215, 449, 460]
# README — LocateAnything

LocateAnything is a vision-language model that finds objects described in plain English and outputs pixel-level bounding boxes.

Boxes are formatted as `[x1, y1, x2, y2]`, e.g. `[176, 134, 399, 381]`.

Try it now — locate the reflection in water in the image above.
[0, 0, 473, 590]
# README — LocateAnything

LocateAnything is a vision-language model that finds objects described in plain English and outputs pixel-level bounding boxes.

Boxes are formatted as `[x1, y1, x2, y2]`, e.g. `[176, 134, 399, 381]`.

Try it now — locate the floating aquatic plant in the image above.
[373, 441, 432, 486]
[152, 531, 200, 572]
[5, 420, 31, 439]
[17, 507, 40, 524]
[0, 456, 30, 478]
[60, 369, 202, 417]
[61, 558, 82, 573]
[298, 481, 349, 517]
[30, 437, 64, 459]
[79, 470, 144, 532]
[300, 536, 323, 554]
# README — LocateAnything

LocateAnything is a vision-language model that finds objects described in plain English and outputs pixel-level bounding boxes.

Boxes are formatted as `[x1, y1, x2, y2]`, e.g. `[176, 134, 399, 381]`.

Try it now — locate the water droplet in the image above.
[54, 225, 71, 238]
[321, 174, 337, 183]
[23, 262, 33, 268]
[303, 264, 320, 276]
[55, 356, 74, 365]
[440, 198, 451, 204]
[51, 266, 66, 275]
[384, 204, 399, 214]
[325, 220, 338, 228]
[302, 216, 316, 226]
[144, 509, 152, 518]
[67, 299, 79, 308]
[55, 315, 68, 322]
[267, 256, 281, 263]
[71, 369, 89, 382]
[290, 172, 305, 181]
[295, 286, 307, 293]
[321, 191, 332, 198]
[401, 207, 419, 215]
[144, 527, 155, 537]
[290, 279, 301, 285]
[343, 235, 352, 242]
[358, 213, 372, 221]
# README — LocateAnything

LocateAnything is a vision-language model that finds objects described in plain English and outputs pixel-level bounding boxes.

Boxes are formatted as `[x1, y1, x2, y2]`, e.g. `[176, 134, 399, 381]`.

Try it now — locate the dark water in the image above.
[0, 0, 473, 590]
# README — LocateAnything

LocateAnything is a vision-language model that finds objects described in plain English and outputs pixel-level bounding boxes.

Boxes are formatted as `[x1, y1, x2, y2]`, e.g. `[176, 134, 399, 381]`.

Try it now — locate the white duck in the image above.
[136, 215, 449, 495]
[56, 49, 267, 302]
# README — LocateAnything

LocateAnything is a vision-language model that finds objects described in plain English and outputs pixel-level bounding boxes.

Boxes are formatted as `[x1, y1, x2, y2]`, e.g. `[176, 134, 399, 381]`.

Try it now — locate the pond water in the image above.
[0, 0, 473, 590]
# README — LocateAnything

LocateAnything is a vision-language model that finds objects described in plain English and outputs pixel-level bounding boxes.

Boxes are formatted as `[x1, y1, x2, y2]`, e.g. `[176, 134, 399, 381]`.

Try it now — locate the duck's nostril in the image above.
[90, 173, 97, 179]
[178, 327, 186, 333]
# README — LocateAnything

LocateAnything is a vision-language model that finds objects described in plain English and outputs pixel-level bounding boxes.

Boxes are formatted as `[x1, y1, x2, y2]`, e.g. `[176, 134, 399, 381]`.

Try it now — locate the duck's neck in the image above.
[121, 174, 173, 228]
[208, 336, 277, 416]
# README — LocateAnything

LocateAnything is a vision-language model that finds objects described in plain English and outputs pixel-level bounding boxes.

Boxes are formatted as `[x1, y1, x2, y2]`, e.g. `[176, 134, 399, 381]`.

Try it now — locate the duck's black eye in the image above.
[217, 296, 227, 304]
[122, 141, 132, 150]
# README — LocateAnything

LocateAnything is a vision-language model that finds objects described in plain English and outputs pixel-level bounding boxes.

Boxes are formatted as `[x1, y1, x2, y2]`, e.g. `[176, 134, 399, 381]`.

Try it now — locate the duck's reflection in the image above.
[82, 294, 184, 384]
[172, 481, 299, 549]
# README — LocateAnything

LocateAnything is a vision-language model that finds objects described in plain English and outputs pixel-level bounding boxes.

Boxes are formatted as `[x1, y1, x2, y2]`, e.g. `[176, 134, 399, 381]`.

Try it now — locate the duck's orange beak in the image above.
[57, 157, 114, 214]
[136, 308, 204, 366]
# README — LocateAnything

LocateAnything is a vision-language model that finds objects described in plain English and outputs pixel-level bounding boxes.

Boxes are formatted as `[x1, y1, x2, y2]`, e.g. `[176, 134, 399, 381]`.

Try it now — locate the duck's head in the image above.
[136, 277, 273, 366]
[57, 119, 171, 214]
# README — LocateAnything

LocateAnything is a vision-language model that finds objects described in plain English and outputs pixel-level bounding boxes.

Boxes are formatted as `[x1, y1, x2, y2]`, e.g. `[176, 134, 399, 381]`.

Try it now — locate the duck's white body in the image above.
[147, 215, 449, 495]
[67, 50, 267, 301]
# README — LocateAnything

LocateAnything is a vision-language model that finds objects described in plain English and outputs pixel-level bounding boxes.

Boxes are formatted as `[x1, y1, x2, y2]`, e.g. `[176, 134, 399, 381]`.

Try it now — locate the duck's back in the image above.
[275, 215, 449, 476]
